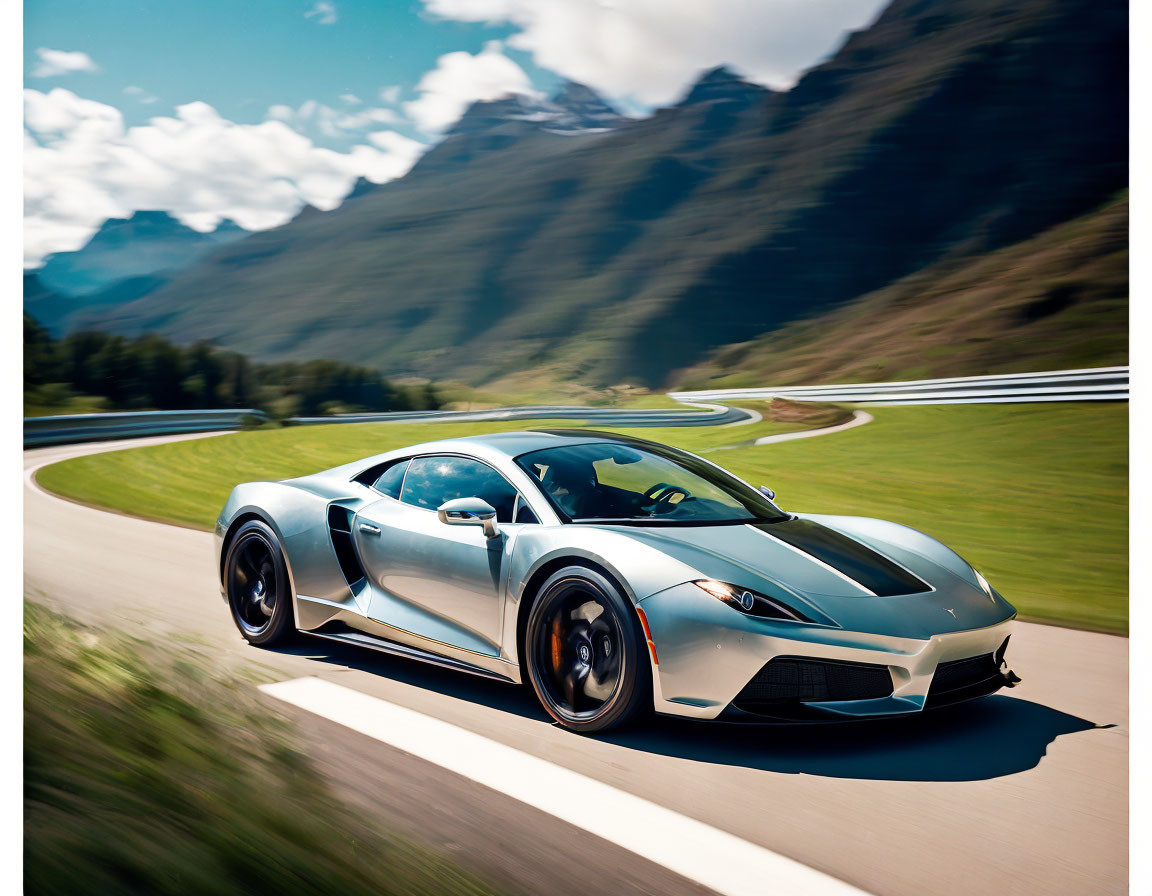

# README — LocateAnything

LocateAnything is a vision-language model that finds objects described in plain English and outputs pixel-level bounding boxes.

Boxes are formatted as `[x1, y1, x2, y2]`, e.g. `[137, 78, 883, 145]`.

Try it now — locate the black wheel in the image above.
[225, 520, 295, 645]
[524, 566, 651, 733]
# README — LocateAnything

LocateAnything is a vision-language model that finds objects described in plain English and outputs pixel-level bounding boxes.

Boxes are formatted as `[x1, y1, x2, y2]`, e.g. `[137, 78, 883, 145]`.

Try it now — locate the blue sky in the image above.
[23, 0, 886, 265]
[24, 0, 561, 142]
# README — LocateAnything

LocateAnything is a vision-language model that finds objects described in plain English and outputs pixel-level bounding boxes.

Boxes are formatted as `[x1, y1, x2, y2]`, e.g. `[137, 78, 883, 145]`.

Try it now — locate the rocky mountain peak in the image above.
[548, 81, 624, 129]
[680, 65, 772, 108]
[209, 218, 250, 241]
[448, 81, 625, 138]
[98, 210, 187, 238]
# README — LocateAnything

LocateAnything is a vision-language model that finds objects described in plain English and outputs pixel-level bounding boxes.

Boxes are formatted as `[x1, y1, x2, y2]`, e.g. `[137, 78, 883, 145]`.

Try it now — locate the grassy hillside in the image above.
[680, 194, 1129, 388]
[36, 403, 1128, 632]
[90, 0, 1126, 390]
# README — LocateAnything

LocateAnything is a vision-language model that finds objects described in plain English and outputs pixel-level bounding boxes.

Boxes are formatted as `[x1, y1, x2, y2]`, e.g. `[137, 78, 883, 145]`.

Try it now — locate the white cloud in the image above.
[364, 131, 428, 174]
[31, 48, 99, 78]
[24, 88, 428, 266]
[339, 93, 362, 105]
[265, 99, 398, 137]
[421, 0, 887, 104]
[337, 107, 400, 130]
[304, 1, 338, 25]
[404, 40, 536, 133]
[123, 85, 159, 104]
[378, 85, 402, 104]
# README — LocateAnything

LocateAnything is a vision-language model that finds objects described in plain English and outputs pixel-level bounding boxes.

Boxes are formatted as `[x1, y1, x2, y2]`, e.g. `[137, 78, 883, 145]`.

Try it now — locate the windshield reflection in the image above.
[516, 440, 787, 525]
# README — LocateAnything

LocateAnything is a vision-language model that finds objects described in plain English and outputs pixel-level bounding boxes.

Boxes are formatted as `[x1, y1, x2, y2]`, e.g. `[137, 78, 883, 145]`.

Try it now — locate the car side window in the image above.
[514, 495, 540, 524]
[371, 459, 409, 499]
[400, 455, 524, 524]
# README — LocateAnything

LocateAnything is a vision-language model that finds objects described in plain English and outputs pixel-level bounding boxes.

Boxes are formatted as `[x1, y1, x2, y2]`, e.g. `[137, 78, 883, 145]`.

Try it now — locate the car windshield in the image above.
[515, 440, 788, 525]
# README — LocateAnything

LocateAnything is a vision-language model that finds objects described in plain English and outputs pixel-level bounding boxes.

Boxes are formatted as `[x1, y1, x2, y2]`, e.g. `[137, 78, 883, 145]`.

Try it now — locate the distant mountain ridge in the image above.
[679, 66, 773, 109]
[22, 274, 72, 335]
[83, 0, 1127, 388]
[447, 81, 626, 137]
[33, 211, 249, 298]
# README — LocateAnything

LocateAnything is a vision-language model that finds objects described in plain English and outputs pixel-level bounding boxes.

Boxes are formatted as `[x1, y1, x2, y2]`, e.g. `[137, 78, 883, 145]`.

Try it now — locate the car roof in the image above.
[437, 430, 594, 455]
[320, 428, 656, 480]
[425, 428, 674, 457]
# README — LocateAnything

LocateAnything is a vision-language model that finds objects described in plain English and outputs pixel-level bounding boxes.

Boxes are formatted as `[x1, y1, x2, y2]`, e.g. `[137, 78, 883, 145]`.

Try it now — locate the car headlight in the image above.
[973, 568, 995, 600]
[694, 580, 814, 622]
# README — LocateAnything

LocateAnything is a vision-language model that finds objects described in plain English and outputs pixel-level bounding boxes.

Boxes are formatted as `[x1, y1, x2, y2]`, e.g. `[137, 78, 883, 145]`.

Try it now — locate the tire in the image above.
[524, 566, 651, 733]
[224, 520, 295, 646]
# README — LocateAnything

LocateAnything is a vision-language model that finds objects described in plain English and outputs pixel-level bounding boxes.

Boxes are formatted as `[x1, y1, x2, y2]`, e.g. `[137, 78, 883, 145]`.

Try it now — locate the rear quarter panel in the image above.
[217, 480, 360, 606]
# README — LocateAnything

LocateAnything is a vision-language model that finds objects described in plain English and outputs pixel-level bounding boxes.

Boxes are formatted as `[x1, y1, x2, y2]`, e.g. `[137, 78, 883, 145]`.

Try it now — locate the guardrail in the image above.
[670, 366, 1129, 405]
[22, 365, 1128, 448]
[21, 403, 749, 448]
[23, 409, 268, 448]
[286, 401, 752, 428]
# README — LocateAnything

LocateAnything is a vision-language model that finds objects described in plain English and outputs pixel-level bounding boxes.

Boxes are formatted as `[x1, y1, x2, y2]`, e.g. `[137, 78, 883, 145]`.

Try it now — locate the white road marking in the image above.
[260, 676, 870, 896]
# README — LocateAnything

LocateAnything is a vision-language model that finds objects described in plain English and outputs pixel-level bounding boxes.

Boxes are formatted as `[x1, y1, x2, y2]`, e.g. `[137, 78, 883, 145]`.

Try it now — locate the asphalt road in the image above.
[23, 434, 1129, 896]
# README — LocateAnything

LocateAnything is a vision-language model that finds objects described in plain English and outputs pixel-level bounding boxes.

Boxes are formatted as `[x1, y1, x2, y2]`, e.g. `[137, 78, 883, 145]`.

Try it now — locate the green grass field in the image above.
[698, 404, 1128, 633]
[36, 402, 1127, 633]
[33, 401, 815, 530]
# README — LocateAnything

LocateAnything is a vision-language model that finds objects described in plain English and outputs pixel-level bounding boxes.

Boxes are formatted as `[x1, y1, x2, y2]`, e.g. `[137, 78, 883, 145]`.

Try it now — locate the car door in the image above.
[351, 454, 537, 656]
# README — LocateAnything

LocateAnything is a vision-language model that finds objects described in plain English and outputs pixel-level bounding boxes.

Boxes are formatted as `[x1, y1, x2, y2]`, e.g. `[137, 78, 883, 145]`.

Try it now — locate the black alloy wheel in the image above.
[525, 566, 650, 733]
[225, 520, 294, 645]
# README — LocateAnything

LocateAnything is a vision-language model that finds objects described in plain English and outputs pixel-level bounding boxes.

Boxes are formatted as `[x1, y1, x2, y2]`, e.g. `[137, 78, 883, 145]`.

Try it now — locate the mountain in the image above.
[25, 269, 176, 336]
[22, 274, 73, 334]
[207, 218, 249, 241]
[545, 81, 628, 131]
[33, 211, 249, 297]
[679, 66, 772, 109]
[286, 203, 326, 225]
[679, 193, 1129, 388]
[446, 82, 625, 137]
[88, 0, 1126, 389]
[343, 178, 380, 202]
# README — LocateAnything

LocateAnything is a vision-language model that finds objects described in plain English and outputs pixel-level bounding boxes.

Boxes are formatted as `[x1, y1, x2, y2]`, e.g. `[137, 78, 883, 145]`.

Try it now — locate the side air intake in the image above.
[327, 505, 367, 586]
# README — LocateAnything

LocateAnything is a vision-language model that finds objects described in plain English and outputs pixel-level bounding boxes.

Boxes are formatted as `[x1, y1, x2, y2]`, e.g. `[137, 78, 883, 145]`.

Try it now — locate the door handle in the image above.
[358, 523, 381, 536]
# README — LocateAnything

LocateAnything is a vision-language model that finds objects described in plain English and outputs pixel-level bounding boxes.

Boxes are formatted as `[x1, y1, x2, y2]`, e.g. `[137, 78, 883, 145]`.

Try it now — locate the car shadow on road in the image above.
[267, 637, 553, 720]
[267, 638, 1106, 783]
[603, 696, 1106, 782]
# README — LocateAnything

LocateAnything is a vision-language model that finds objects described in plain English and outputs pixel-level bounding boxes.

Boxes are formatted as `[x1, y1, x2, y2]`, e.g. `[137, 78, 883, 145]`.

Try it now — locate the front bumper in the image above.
[639, 582, 1018, 721]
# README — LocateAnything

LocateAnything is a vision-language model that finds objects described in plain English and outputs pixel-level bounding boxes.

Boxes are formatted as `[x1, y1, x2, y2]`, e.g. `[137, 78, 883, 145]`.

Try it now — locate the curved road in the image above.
[24, 434, 1128, 896]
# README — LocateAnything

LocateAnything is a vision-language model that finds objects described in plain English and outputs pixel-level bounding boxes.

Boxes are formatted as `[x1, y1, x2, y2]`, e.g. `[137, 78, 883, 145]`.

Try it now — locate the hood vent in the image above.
[753, 519, 931, 597]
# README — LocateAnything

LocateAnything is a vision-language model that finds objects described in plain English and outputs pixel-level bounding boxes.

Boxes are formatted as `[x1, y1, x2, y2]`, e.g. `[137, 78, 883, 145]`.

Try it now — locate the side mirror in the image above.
[759, 485, 776, 501]
[437, 497, 499, 538]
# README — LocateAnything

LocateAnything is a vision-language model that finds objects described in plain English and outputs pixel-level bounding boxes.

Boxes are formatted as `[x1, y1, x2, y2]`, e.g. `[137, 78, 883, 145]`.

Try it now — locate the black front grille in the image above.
[732, 656, 893, 713]
[926, 648, 1005, 708]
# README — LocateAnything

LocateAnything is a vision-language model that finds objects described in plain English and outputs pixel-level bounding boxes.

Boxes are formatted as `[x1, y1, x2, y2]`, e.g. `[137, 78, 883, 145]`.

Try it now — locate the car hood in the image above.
[615, 513, 1015, 638]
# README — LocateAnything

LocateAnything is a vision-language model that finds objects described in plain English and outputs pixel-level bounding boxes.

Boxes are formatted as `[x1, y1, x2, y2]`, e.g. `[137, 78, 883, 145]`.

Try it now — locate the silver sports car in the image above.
[216, 429, 1020, 732]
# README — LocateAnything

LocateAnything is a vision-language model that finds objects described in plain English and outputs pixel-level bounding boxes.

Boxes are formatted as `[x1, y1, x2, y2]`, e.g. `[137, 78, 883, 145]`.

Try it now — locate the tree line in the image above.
[24, 314, 440, 418]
